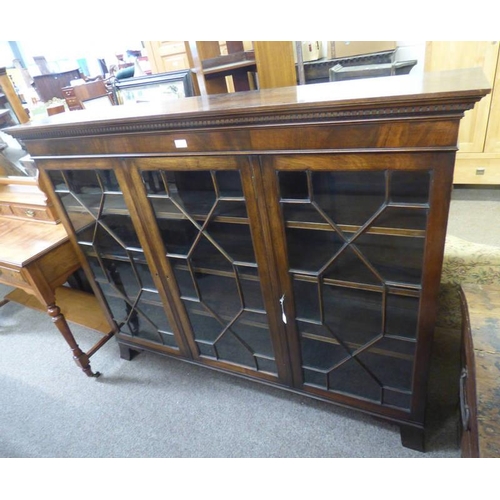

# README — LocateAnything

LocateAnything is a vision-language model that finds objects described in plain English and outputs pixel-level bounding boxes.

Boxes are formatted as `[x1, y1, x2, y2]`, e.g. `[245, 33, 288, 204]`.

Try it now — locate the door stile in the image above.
[258, 156, 304, 388]
[409, 152, 456, 423]
[241, 155, 296, 387]
[115, 160, 197, 358]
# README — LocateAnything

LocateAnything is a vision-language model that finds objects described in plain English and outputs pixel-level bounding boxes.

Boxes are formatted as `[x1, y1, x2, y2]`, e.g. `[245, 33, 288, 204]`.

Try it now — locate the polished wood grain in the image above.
[5, 68, 489, 451]
[460, 284, 500, 458]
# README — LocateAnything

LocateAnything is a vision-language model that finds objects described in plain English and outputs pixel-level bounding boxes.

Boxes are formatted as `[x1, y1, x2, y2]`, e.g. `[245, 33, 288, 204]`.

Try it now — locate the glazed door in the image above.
[124, 156, 291, 384]
[261, 153, 452, 414]
[43, 160, 190, 356]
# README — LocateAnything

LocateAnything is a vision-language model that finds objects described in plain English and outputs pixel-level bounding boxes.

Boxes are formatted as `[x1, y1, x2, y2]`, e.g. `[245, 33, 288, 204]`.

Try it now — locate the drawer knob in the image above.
[25, 209, 36, 217]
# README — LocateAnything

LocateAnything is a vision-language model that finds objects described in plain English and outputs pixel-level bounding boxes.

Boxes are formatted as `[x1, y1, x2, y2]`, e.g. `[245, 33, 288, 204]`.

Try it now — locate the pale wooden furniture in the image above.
[145, 41, 296, 95]
[459, 284, 500, 457]
[0, 67, 29, 124]
[0, 175, 59, 223]
[425, 41, 500, 184]
[5, 67, 489, 451]
[0, 216, 115, 376]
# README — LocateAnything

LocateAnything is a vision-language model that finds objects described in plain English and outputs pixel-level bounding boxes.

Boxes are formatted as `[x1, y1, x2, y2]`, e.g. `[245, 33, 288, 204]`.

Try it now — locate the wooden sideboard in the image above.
[5, 68, 489, 451]
[33, 68, 81, 102]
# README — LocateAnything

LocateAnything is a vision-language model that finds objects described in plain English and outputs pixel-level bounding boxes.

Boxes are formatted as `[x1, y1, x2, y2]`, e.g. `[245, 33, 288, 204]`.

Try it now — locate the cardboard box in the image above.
[330, 41, 397, 59]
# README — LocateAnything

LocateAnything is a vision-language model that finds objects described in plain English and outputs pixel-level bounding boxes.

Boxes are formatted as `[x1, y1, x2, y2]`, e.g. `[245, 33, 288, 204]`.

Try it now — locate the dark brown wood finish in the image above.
[6, 68, 490, 451]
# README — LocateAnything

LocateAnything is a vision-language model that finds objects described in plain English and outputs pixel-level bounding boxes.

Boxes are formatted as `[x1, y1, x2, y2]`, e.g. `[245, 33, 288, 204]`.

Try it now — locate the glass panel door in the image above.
[276, 166, 430, 410]
[47, 168, 179, 349]
[140, 161, 278, 376]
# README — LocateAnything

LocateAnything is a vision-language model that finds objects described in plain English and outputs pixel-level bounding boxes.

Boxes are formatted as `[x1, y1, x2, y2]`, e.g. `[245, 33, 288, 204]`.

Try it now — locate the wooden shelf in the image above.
[6, 286, 111, 334]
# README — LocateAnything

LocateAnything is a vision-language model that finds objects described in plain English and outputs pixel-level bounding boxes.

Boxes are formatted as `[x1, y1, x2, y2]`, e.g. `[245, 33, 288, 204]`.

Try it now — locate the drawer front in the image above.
[0, 203, 13, 216]
[0, 265, 27, 287]
[9, 205, 58, 222]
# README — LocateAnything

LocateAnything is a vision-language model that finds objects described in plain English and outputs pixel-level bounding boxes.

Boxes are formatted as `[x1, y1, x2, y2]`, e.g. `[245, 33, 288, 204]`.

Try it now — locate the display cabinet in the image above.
[6, 67, 489, 451]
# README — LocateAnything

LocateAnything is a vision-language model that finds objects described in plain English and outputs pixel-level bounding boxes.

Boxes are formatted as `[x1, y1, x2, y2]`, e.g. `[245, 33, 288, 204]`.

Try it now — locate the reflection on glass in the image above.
[142, 168, 277, 375]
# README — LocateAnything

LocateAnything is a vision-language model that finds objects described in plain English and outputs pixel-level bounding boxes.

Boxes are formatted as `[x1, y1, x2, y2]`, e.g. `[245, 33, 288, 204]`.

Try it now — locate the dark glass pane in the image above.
[322, 285, 383, 349]
[212, 200, 248, 219]
[385, 293, 420, 340]
[142, 170, 167, 195]
[197, 273, 242, 320]
[98, 169, 121, 192]
[102, 192, 128, 213]
[383, 389, 412, 410]
[197, 342, 216, 358]
[312, 171, 386, 226]
[174, 171, 216, 217]
[216, 331, 256, 368]
[323, 245, 383, 285]
[390, 171, 430, 204]
[356, 337, 415, 392]
[301, 336, 347, 371]
[184, 301, 223, 343]
[238, 267, 265, 311]
[48, 170, 68, 191]
[285, 227, 344, 274]
[137, 299, 172, 333]
[216, 170, 244, 197]
[293, 278, 321, 322]
[231, 311, 275, 360]
[148, 197, 184, 219]
[170, 259, 198, 299]
[303, 368, 327, 388]
[327, 359, 382, 402]
[355, 233, 425, 285]
[204, 222, 256, 265]
[99, 214, 142, 249]
[374, 206, 428, 231]
[282, 203, 327, 225]
[157, 218, 199, 256]
[278, 171, 309, 200]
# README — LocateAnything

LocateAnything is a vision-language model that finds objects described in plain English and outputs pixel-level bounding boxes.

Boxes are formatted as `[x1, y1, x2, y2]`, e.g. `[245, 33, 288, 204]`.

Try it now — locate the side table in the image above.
[0, 216, 115, 376]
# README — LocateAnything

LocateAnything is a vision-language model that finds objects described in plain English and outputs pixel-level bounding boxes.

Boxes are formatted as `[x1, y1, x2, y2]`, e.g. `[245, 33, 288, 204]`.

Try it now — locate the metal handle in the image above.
[25, 209, 36, 218]
[459, 368, 470, 431]
[280, 294, 287, 324]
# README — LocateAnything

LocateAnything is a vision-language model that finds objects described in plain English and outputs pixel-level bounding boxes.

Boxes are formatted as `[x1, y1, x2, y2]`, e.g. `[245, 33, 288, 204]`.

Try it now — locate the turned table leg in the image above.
[47, 303, 100, 377]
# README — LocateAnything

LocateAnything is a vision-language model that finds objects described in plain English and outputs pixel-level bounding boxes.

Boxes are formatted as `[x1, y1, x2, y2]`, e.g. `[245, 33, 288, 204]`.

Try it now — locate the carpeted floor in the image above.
[0, 186, 498, 459]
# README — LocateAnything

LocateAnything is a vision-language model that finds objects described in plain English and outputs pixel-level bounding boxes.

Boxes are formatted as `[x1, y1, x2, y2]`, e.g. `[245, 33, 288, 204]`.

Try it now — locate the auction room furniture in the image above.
[62, 79, 111, 111]
[425, 41, 500, 184]
[460, 284, 500, 458]
[33, 68, 81, 102]
[5, 67, 488, 451]
[0, 67, 29, 124]
[145, 41, 296, 95]
[0, 176, 115, 376]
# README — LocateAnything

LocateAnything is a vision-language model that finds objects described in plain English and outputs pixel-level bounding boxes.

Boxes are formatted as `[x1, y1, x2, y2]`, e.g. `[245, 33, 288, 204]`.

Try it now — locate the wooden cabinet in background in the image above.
[6, 67, 489, 452]
[144, 41, 296, 96]
[425, 41, 500, 184]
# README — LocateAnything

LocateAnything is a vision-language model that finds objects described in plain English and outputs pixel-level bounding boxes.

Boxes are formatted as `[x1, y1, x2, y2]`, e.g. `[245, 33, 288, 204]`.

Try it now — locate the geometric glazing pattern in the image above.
[279, 169, 430, 409]
[47, 169, 178, 348]
[141, 169, 277, 374]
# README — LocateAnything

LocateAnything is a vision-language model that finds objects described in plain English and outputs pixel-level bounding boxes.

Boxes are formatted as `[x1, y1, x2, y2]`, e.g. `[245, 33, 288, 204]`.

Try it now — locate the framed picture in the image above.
[111, 69, 195, 105]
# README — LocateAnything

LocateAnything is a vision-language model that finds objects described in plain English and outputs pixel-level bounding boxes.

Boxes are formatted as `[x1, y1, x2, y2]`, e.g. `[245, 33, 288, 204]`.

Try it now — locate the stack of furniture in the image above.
[5, 67, 488, 451]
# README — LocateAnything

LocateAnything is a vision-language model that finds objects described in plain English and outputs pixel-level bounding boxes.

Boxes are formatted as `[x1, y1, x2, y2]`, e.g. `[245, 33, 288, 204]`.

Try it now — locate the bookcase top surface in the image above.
[6, 68, 490, 140]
